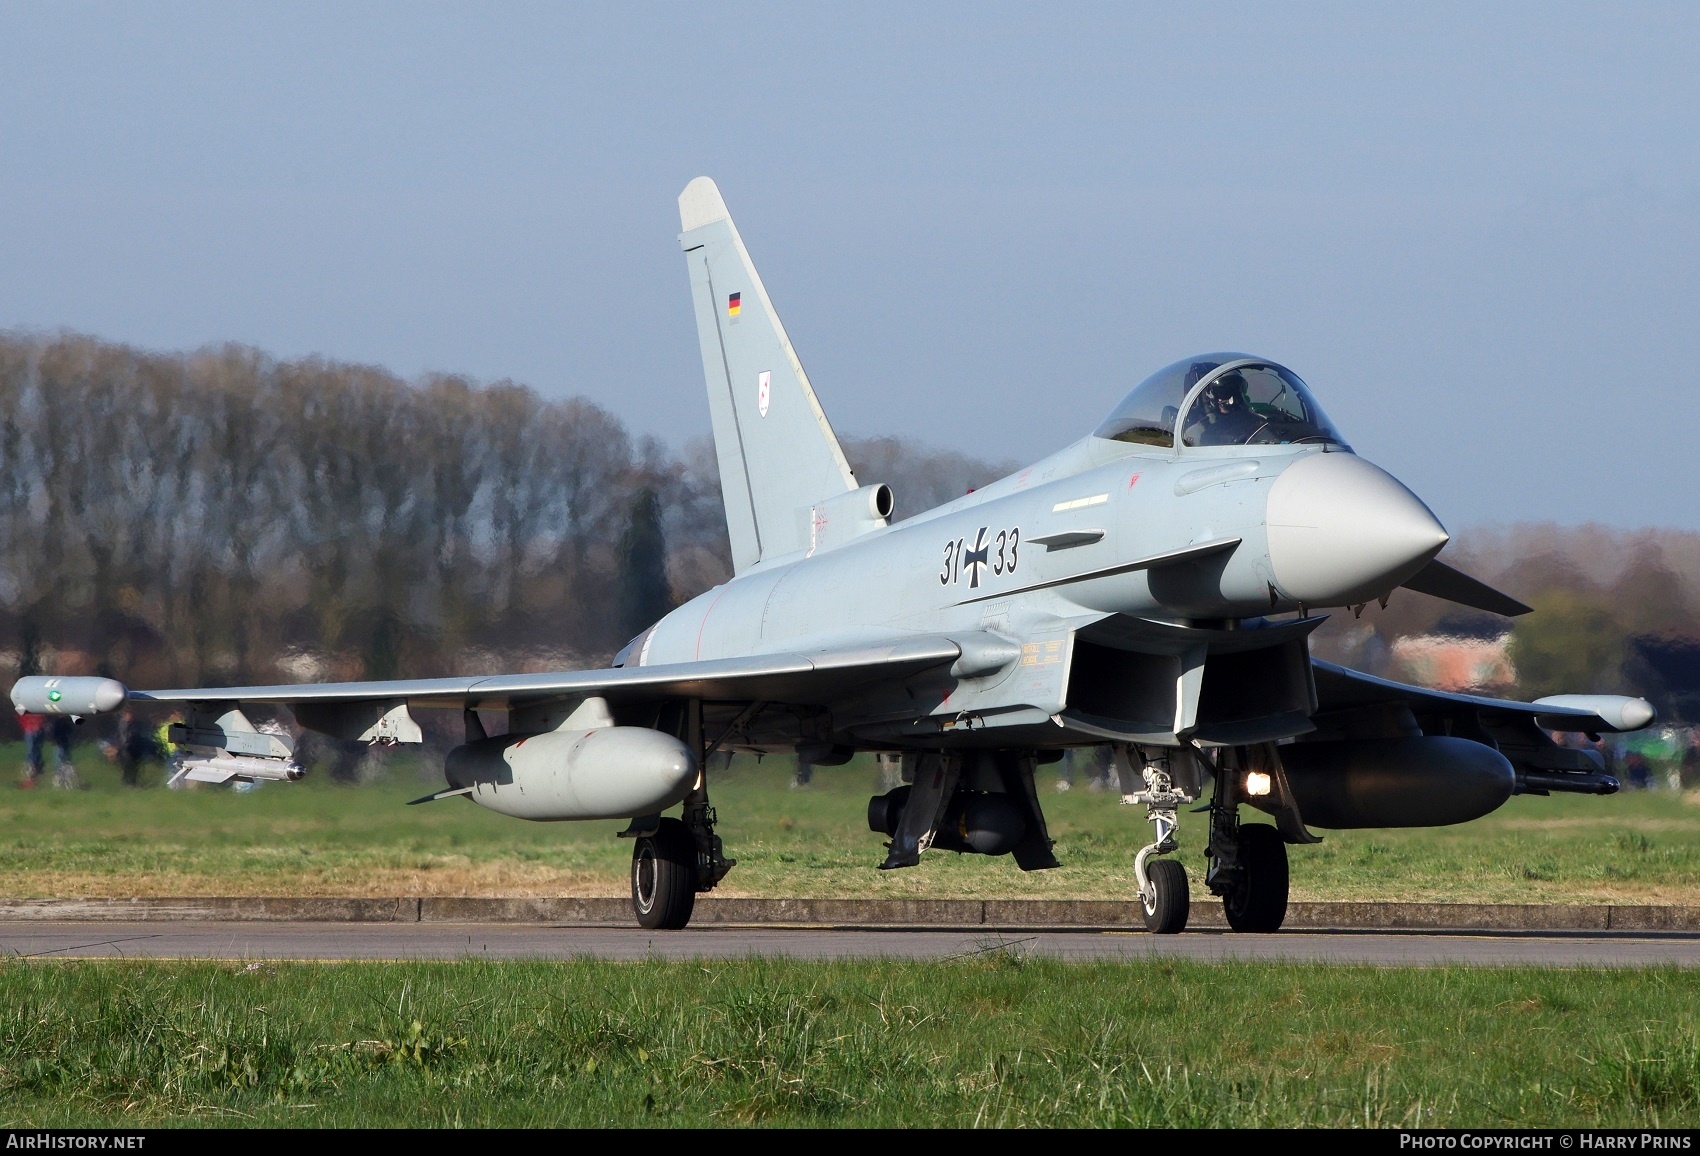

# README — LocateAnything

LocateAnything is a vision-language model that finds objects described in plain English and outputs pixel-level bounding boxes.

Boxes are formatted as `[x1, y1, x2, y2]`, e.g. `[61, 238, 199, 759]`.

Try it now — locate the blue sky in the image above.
[2, 3, 1697, 529]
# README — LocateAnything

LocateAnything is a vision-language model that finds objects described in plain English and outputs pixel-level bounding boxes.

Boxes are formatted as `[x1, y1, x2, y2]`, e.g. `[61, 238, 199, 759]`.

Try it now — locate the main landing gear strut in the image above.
[625, 700, 738, 930]
[1204, 745, 1291, 933]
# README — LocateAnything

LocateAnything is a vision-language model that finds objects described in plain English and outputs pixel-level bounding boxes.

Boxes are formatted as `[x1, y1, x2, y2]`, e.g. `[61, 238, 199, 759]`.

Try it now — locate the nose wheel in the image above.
[1127, 753, 1194, 934]
[1140, 857, 1190, 933]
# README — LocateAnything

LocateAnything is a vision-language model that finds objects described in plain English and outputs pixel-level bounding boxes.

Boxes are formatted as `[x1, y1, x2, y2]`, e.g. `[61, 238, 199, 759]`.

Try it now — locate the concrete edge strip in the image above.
[0, 897, 1696, 932]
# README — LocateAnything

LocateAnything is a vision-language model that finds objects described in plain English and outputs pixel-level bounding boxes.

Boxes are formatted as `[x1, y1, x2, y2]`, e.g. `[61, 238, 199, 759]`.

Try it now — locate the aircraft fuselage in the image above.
[636, 435, 1448, 751]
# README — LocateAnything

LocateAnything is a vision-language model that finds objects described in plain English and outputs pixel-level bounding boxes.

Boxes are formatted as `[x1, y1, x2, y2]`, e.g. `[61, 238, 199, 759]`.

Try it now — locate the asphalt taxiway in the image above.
[4, 920, 1699, 966]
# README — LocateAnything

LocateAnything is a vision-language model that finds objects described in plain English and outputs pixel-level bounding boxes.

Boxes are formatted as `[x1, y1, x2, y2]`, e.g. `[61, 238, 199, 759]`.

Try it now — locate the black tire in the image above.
[1141, 858, 1190, 934]
[1223, 824, 1288, 933]
[631, 817, 697, 930]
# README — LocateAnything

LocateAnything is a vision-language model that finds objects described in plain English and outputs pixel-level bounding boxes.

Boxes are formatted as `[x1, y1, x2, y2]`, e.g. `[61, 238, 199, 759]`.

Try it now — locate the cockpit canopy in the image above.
[1093, 353, 1347, 450]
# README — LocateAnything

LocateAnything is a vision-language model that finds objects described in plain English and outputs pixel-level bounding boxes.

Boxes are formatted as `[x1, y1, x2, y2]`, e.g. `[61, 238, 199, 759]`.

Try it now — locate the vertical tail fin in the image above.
[679, 178, 857, 573]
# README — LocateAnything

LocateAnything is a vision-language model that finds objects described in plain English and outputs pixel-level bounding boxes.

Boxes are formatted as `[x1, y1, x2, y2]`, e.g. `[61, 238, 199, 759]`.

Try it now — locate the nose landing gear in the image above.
[1123, 753, 1195, 933]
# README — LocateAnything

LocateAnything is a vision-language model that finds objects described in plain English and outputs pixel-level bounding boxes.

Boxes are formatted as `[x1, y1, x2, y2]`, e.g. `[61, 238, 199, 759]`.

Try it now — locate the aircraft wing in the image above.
[1311, 659, 1655, 734]
[125, 634, 965, 711]
[2, 635, 968, 787]
[1311, 657, 1654, 793]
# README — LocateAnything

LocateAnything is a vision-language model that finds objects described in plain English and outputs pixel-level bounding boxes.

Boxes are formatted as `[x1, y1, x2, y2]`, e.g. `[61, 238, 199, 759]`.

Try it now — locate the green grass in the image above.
[1, 957, 1697, 1127]
[2, 744, 1698, 904]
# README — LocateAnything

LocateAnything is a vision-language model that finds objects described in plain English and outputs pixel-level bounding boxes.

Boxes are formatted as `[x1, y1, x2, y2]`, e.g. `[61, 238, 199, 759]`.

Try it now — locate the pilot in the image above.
[1188, 371, 1261, 445]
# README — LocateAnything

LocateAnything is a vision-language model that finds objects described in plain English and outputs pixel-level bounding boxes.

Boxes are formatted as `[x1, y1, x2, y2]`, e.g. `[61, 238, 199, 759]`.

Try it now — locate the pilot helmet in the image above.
[1204, 371, 1249, 411]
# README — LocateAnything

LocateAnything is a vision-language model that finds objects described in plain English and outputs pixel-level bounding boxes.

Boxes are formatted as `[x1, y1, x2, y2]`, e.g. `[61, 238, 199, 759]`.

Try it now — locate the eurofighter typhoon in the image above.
[12, 178, 1656, 932]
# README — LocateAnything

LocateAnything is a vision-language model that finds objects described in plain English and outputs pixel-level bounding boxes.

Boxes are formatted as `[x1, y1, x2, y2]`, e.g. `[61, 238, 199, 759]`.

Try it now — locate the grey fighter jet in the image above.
[12, 178, 1656, 933]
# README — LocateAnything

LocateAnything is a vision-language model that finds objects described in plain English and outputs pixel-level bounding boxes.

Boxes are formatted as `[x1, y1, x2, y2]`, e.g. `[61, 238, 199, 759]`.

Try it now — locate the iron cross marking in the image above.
[964, 527, 991, 588]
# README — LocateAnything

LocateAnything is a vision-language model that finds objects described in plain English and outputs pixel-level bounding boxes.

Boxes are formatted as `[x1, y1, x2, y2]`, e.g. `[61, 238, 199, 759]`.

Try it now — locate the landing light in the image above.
[1244, 771, 1272, 797]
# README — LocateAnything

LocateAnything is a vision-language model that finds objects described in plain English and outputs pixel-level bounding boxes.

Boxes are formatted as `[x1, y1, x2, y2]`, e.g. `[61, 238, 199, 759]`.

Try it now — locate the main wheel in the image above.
[1141, 858, 1190, 934]
[1223, 823, 1288, 933]
[631, 817, 697, 930]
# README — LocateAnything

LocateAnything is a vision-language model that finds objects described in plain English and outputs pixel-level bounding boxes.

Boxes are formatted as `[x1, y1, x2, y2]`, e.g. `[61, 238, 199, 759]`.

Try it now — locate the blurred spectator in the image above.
[18, 712, 45, 788]
[1058, 745, 1114, 792]
[49, 715, 78, 789]
[1681, 731, 1700, 791]
[157, 711, 186, 789]
[1623, 749, 1653, 790]
[1593, 735, 1619, 780]
[113, 708, 167, 787]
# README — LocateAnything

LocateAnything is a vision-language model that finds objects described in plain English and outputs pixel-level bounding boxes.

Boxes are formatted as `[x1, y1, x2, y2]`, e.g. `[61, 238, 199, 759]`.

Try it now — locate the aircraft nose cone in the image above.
[1265, 452, 1448, 607]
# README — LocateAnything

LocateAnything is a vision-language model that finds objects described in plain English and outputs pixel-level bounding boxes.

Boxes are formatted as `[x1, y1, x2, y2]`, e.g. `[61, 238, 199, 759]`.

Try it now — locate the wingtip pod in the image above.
[11, 675, 128, 717]
[679, 176, 730, 233]
[1533, 694, 1658, 733]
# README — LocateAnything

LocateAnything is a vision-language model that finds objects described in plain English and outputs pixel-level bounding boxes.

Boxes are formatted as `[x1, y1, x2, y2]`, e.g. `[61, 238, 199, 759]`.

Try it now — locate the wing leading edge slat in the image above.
[128, 636, 964, 711]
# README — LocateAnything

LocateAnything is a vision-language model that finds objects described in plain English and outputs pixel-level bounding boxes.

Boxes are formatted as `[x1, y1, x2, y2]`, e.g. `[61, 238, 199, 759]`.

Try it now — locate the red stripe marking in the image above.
[694, 586, 730, 660]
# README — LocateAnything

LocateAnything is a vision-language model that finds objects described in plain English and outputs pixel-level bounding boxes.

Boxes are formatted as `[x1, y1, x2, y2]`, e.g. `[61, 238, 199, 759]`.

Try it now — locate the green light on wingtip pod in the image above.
[47, 690, 60, 702]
